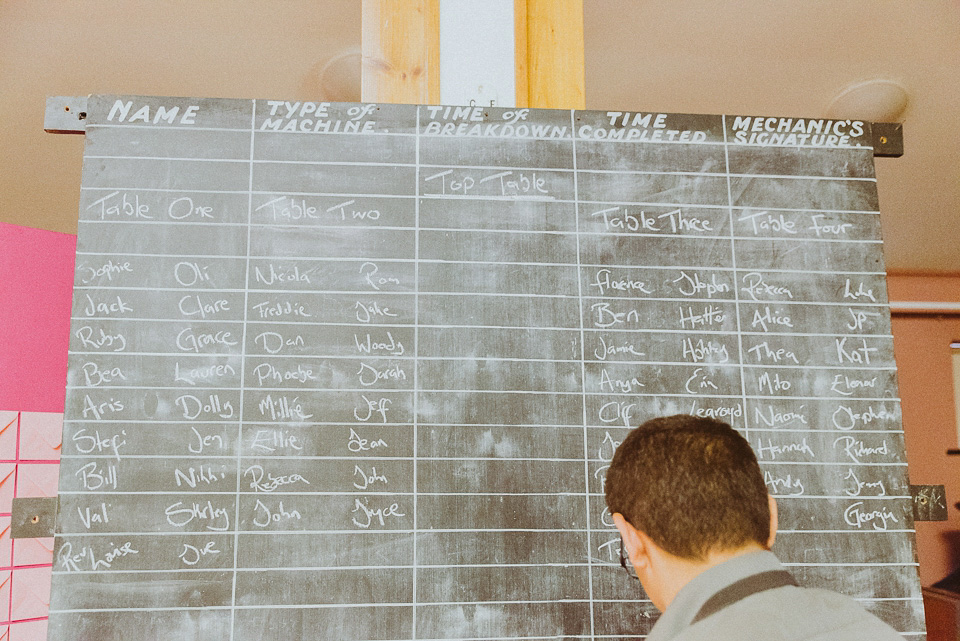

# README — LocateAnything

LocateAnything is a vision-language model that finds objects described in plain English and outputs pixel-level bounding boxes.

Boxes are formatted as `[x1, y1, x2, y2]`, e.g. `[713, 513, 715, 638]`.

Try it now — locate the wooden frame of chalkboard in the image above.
[50, 95, 924, 640]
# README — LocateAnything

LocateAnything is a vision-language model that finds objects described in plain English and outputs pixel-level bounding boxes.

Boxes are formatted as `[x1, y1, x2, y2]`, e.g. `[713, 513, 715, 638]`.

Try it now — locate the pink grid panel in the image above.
[0, 411, 62, 641]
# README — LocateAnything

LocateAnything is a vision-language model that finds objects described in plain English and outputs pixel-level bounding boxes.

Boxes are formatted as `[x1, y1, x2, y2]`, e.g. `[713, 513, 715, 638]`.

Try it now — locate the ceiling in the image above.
[2, 0, 957, 273]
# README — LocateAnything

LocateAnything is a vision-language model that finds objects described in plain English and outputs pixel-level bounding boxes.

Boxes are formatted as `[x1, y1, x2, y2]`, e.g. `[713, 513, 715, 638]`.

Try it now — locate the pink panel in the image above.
[0, 223, 76, 413]
[0, 411, 61, 637]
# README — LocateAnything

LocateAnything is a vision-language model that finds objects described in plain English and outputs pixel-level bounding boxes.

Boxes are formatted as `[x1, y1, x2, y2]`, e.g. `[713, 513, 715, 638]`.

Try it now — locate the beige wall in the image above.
[889, 274, 960, 587]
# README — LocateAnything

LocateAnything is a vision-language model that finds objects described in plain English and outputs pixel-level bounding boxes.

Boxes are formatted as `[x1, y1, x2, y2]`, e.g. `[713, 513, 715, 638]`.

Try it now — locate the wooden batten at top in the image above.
[361, 0, 585, 110]
[361, 0, 441, 105]
[516, 0, 585, 110]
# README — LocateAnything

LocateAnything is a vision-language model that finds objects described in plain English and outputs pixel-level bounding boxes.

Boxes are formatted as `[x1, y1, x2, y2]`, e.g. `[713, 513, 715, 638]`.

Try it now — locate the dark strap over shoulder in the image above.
[691, 570, 799, 624]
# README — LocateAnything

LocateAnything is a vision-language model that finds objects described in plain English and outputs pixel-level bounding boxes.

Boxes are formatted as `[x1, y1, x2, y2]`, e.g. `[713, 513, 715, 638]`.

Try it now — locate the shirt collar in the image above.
[647, 550, 783, 641]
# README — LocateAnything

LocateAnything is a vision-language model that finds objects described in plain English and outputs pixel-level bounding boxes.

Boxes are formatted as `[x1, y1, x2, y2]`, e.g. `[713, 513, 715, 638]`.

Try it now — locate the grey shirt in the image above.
[647, 550, 905, 641]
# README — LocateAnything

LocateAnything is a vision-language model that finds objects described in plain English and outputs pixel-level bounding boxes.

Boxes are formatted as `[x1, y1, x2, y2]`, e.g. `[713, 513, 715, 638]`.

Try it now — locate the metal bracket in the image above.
[910, 484, 947, 521]
[873, 122, 903, 157]
[44, 96, 88, 134]
[10, 497, 58, 538]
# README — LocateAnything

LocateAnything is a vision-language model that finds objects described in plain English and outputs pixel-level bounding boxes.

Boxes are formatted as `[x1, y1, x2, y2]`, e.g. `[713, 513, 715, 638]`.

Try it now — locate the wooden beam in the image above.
[514, 0, 530, 107]
[518, 0, 585, 110]
[361, 0, 440, 104]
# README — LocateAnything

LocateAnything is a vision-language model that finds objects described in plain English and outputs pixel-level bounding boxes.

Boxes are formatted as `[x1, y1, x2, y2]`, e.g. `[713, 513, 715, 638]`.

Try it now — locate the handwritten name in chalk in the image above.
[256, 196, 318, 221]
[590, 206, 658, 233]
[244, 464, 310, 493]
[809, 214, 853, 237]
[844, 501, 898, 530]
[844, 469, 887, 497]
[174, 261, 211, 286]
[685, 368, 719, 394]
[108, 99, 199, 125]
[178, 294, 230, 319]
[831, 404, 897, 431]
[755, 437, 815, 461]
[740, 272, 794, 301]
[830, 374, 879, 397]
[179, 541, 220, 566]
[175, 361, 236, 386]
[591, 269, 652, 297]
[253, 362, 316, 386]
[360, 262, 400, 291]
[83, 294, 132, 317]
[754, 404, 808, 428]
[354, 332, 405, 356]
[689, 400, 743, 421]
[424, 168, 550, 197]
[75, 326, 127, 352]
[747, 341, 799, 364]
[847, 308, 881, 331]
[250, 427, 302, 453]
[355, 395, 391, 423]
[76, 461, 118, 491]
[252, 300, 311, 319]
[80, 259, 133, 284]
[167, 196, 213, 221]
[356, 300, 397, 323]
[758, 371, 792, 394]
[674, 271, 729, 298]
[833, 436, 890, 464]
[326, 199, 381, 222]
[764, 471, 805, 496]
[176, 327, 238, 353]
[591, 302, 640, 328]
[598, 368, 644, 394]
[254, 263, 311, 285]
[658, 208, 712, 233]
[165, 500, 230, 531]
[751, 306, 793, 332]
[836, 337, 878, 364]
[682, 337, 730, 364]
[679, 304, 727, 329]
[81, 394, 124, 420]
[73, 428, 126, 461]
[258, 395, 312, 421]
[77, 502, 110, 529]
[599, 400, 637, 426]
[738, 210, 796, 235]
[353, 465, 388, 490]
[351, 497, 404, 529]
[594, 334, 645, 361]
[86, 191, 151, 220]
[843, 279, 878, 302]
[80, 361, 126, 387]
[188, 426, 225, 455]
[252, 499, 302, 527]
[57, 540, 138, 573]
[174, 464, 227, 489]
[358, 362, 406, 387]
[598, 431, 623, 463]
[348, 428, 388, 453]
[255, 331, 305, 354]
[176, 394, 235, 419]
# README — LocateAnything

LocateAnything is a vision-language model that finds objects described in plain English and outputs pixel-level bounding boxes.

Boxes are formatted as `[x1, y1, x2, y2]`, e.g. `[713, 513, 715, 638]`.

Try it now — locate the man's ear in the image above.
[612, 512, 650, 573]
[767, 494, 778, 549]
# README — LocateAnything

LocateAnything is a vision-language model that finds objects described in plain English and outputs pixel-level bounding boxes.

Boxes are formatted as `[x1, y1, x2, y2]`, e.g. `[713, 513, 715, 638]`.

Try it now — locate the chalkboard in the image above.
[51, 95, 924, 640]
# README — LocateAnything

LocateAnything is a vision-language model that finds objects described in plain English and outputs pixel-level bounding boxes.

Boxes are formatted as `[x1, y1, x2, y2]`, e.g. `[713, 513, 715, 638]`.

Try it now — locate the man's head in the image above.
[605, 414, 773, 562]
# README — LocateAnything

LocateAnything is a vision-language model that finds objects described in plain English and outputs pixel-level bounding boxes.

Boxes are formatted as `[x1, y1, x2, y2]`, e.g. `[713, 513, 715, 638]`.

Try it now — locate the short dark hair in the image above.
[604, 414, 770, 561]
